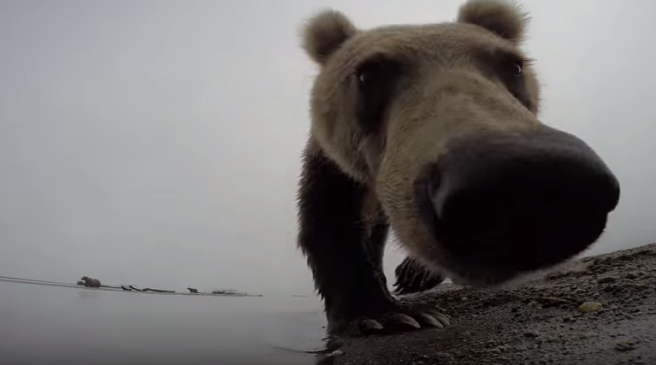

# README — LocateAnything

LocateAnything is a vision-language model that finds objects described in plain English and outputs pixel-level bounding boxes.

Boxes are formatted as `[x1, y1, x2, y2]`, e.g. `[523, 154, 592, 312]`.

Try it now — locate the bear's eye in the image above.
[500, 58, 523, 79]
[356, 61, 391, 90]
[490, 49, 525, 80]
[510, 62, 523, 77]
[355, 59, 401, 135]
[358, 70, 372, 85]
[490, 50, 533, 109]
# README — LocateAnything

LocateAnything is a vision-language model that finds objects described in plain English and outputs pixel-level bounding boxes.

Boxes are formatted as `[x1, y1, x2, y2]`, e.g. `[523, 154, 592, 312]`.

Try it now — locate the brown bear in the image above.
[296, 0, 620, 337]
[81, 276, 101, 288]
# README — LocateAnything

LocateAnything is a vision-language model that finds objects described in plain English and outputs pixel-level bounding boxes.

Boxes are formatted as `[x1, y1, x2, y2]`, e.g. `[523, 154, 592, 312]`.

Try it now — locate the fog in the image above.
[0, 0, 654, 296]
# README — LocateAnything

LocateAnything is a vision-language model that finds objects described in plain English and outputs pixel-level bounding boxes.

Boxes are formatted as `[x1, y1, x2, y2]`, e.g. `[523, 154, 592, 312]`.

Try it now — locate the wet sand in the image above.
[321, 243, 656, 365]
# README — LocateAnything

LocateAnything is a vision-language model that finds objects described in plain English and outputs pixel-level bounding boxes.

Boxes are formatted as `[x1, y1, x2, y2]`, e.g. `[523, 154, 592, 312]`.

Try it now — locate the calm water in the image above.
[0, 281, 327, 365]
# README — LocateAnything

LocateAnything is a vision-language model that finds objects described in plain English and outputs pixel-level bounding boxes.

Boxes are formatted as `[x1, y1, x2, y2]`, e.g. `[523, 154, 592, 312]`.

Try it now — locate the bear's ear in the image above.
[301, 9, 357, 65]
[457, 0, 529, 44]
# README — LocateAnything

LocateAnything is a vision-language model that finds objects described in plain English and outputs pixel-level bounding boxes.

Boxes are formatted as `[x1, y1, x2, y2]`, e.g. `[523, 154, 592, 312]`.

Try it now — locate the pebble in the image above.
[524, 331, 540, 338]
[327, 349, 344, 357]
[626, 272, 640, 279]
[615, 339, 636, 352]
[598, 276, 617, 284]
[578, 302, 603, 313]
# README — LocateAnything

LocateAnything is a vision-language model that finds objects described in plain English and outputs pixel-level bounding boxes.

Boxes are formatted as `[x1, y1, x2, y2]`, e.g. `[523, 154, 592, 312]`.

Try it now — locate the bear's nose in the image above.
[428, 124, 620, 273]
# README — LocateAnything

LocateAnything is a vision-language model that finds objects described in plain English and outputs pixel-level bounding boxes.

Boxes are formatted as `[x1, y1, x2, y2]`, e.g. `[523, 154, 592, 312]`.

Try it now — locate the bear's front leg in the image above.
[297, 143, 450, 336]
[394, 257, 447, 295]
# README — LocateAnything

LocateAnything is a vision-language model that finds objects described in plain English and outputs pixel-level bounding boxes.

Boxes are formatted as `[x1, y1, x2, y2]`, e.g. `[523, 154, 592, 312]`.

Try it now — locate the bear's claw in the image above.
[360, 319, 384, 331]
[346, 305, 451, 336]
[389, 313, 421, 329]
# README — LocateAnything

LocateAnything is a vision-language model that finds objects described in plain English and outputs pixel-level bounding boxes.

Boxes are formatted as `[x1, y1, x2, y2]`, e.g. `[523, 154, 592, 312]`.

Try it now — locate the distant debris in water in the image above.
[211, 288, 261, 297]
[69, 277, 259, 297]
[212, 288, 239, 295]
[212, 288, 241, 295]
[2, 275, 262, 298]
[128, 285, 175, 294]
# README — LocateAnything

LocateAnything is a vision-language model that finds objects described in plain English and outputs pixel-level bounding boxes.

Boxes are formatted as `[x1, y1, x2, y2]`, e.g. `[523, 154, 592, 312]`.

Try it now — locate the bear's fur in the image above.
[393, 256, 446, 295]
[296, 0, 620, 336]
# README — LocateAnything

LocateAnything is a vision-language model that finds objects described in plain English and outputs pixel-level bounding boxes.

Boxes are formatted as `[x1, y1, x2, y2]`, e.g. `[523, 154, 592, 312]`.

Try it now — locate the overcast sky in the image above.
[0, 0, 654, 296]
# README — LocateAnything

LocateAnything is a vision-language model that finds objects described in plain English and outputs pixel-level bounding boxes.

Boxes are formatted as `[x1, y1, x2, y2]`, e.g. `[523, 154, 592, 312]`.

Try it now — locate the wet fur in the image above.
[297, 140, 395, 326]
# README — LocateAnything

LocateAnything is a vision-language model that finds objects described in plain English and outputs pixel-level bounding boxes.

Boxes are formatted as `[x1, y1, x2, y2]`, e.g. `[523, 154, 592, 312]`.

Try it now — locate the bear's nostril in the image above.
[427, 124, 621, 274]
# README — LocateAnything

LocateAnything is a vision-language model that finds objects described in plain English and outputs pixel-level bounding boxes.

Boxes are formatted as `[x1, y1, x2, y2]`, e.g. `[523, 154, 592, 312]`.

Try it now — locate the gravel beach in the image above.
[317, 243, 656, 365]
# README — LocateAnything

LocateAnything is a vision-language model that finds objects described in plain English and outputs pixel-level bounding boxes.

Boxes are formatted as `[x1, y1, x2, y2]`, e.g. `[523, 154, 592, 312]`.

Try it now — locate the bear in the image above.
[296, 0, 620, 337]
[80, 276, 101, 288]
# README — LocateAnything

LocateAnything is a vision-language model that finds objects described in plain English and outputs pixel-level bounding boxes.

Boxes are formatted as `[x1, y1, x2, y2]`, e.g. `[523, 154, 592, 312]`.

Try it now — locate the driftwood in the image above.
[128, 285, 175, 293]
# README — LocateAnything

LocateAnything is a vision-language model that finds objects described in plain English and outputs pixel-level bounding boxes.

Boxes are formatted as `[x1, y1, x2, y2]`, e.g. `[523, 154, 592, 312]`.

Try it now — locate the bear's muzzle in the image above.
[423, 123, 620, 282]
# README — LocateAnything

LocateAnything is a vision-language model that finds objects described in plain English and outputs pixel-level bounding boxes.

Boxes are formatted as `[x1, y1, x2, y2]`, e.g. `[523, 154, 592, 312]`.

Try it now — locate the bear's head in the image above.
[301, 0, 620, 285]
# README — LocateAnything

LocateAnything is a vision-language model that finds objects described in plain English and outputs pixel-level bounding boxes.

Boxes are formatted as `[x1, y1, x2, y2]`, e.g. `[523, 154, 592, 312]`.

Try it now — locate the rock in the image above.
[329, 350, 345, 357]
[615, 339, 636, 352]
[598, 276, 617, 284]
[626, 272, 640, 279]
[524, 331, 540, 338]
[578, 302, 603, 313]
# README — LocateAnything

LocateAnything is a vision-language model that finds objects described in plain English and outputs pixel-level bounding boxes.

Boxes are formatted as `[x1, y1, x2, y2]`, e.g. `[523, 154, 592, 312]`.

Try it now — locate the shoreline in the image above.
[320, 243, 656, 365]
[0, 278, 261, 298]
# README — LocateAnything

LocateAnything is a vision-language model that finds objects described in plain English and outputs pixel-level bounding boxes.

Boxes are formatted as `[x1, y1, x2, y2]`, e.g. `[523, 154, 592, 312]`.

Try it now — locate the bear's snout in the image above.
[425, 124, 620, 280]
